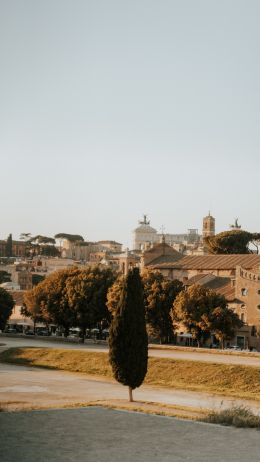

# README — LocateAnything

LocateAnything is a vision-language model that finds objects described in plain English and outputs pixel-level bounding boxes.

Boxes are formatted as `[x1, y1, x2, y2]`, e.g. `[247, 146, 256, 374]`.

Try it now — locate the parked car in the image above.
[5, 328, 17, 334]
[25, 330, 35, 336]
[68, 328, 80, 338]
[225, 345, 241, 351]
[102, 329, 109, 340]
[37, 329, 50, 336]
[55, 330, 64, 337]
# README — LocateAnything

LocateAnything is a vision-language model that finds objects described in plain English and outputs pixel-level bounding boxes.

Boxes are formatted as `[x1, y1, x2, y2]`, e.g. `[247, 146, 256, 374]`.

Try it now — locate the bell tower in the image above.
[203, 212, 215, 239]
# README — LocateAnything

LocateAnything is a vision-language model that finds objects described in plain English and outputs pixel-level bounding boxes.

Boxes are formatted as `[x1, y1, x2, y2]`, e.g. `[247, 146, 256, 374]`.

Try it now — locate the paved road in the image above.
[1, 336, 260, 366]
[1, 362, 260, 414]
[0, 407, 259, 462]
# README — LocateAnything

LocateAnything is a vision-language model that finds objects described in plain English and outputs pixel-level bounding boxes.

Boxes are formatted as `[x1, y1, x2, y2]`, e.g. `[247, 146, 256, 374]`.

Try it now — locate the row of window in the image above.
[241, 288, 260, 296]
[240, 304, 260, 311]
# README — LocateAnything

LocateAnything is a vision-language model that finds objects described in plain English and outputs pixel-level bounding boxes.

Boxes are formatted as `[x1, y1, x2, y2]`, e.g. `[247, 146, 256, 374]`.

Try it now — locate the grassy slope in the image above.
[1, 347, 260, 401]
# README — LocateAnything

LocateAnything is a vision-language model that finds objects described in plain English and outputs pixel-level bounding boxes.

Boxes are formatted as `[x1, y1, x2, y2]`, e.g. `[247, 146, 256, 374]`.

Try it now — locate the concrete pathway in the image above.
[0, 407, 259, 462]
[1, 336, 260, 366]
[1, 363, 260, 415]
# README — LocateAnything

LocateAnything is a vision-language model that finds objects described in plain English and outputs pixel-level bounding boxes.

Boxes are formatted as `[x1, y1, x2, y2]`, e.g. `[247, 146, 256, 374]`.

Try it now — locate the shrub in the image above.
[203, 405, 260, 428]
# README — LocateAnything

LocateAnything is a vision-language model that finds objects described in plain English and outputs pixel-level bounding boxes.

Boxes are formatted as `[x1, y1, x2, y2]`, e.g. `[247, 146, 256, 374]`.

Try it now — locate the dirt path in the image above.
[1, 362, 260, 417]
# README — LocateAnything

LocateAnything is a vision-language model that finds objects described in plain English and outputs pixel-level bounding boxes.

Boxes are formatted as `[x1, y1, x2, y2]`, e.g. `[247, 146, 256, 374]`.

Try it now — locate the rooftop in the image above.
[151, 254, 260, 270]
[185, 274, 236, 301]
[98, 240, 122, 245]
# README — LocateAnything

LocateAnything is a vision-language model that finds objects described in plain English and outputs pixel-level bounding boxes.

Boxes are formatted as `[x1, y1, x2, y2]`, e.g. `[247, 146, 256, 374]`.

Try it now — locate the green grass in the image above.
[1, 347, 260, 401]
[202, 405, 260, 429]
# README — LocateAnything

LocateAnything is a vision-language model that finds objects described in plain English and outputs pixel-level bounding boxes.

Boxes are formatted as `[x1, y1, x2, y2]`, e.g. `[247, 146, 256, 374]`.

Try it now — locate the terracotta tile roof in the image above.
[144, 242, 182, 256]
[148, 254, 183, 265]
[185, 274, 211, 285]
[186, 274, 236, 302]
[151, 254, 260, 270]
[203, 276, 230, 290]
[217, 285, 236, 301]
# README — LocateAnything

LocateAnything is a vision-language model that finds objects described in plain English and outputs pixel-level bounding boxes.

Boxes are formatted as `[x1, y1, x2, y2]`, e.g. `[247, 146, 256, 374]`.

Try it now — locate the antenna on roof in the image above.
[160, 225, 165, 235]
[160, 225, 166, 245]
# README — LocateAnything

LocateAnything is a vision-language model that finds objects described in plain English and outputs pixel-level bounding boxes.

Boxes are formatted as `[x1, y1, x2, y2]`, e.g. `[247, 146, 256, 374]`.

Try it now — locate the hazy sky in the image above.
[1, 0, 260, 247]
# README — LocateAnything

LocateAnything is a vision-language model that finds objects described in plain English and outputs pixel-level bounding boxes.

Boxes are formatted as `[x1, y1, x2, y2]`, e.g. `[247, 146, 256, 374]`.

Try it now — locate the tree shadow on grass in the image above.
[0, 348, 58, 370]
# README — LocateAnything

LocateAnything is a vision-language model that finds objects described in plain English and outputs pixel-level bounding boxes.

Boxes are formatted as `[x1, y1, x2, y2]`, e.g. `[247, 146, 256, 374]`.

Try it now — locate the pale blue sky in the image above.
[1, 0, 259, 247]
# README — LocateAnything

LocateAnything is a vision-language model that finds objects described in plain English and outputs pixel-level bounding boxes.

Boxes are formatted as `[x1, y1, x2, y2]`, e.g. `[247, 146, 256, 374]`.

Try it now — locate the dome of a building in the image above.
[134, 215, 157, 234]
[134, 223, 157, 234]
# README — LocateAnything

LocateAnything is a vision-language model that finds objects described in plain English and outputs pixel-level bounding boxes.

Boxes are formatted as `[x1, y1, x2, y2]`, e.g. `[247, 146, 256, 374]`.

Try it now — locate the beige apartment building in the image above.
[143, 241, 260, 349]
[61, 239, 122, 261]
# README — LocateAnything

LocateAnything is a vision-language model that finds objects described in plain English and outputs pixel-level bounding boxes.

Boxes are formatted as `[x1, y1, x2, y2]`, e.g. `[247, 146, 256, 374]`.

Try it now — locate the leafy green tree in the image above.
[22, 284, 46, 332]
[142, 270, 183, 344]
[29, 235, 60, 257]
[20, 233, 32, 241]
[172, 285, 227, 347]
[0, 271, 11, 284]
[66, 267, 115, 341]
[6, 234, 13, 257]
[257, 325, 260, 338]
[32, 274, 45, 286]
[19, 233, 32, 257]
[23, 267, 115, 337]
[30, 235, 56, 245]
[54, 233, 84, 242]
[107, 271, 183, 344]
[106, 275, 124, 315]
[38, 268, 79, 335]
[204, 230, 260, 254]
[39, 245, 60, 257]
[109, 268, 148, 402]
[0, 288, 15, 331]
[23, 268, 78, 334]
[209, 306, 243, 349]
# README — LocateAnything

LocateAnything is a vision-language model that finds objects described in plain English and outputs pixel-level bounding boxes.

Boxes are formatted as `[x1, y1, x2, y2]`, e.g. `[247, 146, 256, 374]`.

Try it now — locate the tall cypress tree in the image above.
[109, 267, 148, 402]
[6, 234, 13, 258]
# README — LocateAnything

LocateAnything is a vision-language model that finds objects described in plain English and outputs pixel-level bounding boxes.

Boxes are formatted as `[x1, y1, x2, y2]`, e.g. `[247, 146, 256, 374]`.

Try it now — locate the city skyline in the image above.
[0, 212, 251, 249]
[1, 1, 260, 246]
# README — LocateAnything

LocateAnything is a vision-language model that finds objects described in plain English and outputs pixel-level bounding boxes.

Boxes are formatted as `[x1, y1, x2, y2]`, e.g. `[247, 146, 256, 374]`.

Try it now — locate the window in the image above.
[257, 306, 260, 310]
[241, 288, 248, 296]
[257, 290, 260, 295]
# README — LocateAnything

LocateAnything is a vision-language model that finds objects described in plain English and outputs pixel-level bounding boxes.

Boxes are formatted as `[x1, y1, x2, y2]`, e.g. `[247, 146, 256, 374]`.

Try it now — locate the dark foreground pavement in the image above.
[0, 407, 259, 462]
